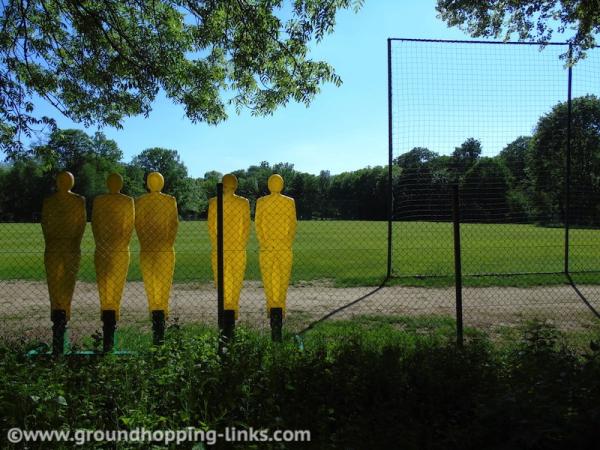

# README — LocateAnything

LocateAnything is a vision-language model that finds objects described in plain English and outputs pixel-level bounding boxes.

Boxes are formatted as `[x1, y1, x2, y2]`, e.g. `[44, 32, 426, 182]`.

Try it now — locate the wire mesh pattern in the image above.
[0, 176, 391, 345]
[391, 39, 600, 338]
[1, 39, 599, 347]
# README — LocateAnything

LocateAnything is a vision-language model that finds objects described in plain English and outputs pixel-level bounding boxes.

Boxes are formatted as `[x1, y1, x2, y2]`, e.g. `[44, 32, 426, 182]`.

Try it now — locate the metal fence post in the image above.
[217, 183, 224, 334]
[564, 43, 573, 274]
[387, 38, 394, 280]
[452, 184, 464, 347]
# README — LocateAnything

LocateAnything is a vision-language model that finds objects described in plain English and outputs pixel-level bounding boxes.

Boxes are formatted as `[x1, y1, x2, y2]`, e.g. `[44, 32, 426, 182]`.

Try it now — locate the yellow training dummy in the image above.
[208, 174, 250, 319]
[135, 172, 179, 316]
[41, 171, 86, 320]
[255, 174, 297, 318]
[92, 173, 134, 319]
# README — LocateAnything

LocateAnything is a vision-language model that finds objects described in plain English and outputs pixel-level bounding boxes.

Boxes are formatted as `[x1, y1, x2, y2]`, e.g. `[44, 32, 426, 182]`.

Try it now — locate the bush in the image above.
[1, 321, 600, 449]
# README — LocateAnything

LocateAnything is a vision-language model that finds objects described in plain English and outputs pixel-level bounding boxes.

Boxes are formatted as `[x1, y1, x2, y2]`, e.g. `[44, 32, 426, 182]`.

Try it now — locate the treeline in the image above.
[1, 95, 599, 224]
[0, 128, 387, 221]
[394, 95, 600, 225]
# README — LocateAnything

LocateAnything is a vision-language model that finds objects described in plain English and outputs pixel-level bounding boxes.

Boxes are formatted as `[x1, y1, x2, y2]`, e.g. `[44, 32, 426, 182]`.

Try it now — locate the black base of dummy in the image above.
[270, 308, 283, 343]
[102, 310, 116, 353]
[152, 310, 165, 346]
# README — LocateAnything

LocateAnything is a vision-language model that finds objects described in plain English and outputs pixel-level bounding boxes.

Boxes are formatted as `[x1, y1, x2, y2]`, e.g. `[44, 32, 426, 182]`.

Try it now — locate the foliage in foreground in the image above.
[1, 0, 363, 155]
[1, 320, 600, 449]
[436, 0, 599, 62]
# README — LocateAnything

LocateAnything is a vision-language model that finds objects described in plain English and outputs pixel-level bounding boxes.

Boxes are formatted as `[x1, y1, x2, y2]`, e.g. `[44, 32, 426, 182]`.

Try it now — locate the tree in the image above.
[462, 157, 511, 222]
[1, 0, 362, 155]
[436, 0, 599, 62]
[394, 147, 446, 221]
[272, 162, 296, 186]
[528, 95, 600, 225]
[0, 158, 48, 220]
[0, 163, 10, 219]
[498, 136, 534, 220]
[121, 163, 147, 198]
[244, 161, 273, 201]
[200, 170, 223, 201]
[288, 172, 319, 220]
[395, 147, 439, 169]
[317, 170, 333, 218]
[131, 147, 189, 201]
[177, 177, 208, 219]
[30, 129, 88, 177]
[32, 129, 122, 168]
[131, 148, 187, 179]
[499, 136, 531, 185]
[30, 129, 123, 214]
[328, 167, 388, 220]
[452, 138, 482, 178]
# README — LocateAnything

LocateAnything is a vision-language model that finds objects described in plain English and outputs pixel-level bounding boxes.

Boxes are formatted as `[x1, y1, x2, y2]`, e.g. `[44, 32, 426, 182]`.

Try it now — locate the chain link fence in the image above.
[390, 38, 600, 341]
[1, 38, 599, 348]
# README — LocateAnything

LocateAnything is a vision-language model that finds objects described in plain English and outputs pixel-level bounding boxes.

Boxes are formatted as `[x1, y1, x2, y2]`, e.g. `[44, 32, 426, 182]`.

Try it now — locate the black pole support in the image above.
[102, 310, 116, 353]
[386, 38, 394, 279]
[217, 182, 224, 333]
[452, 185, 464, 347]
[223, 309, 236, 341]
[564, 44, 573, 275]
[270, 308, 283, 343]
[51, 309, 66, 356]
[152, 310, 165, 346]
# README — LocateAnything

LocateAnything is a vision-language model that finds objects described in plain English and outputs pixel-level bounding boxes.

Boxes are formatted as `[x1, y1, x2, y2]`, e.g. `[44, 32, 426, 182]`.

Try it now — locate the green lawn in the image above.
[0, 220, 599, 286]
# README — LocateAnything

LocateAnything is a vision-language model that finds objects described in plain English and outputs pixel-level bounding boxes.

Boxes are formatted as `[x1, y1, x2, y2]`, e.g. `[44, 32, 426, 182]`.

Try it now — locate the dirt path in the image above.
[1, 280, 599, 341]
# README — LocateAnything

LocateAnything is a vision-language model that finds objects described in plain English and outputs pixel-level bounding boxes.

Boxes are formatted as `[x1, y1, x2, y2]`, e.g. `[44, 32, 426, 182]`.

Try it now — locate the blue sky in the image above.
[14, 0, 599, 177]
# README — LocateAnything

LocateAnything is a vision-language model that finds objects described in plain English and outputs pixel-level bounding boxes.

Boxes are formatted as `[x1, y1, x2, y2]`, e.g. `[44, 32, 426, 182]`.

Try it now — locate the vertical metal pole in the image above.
[452, 185, 464, 347]
[217, 183, 224, 332]
[223, 309, 235, 341]
[564, 44, 573, 274]
[386, 38, 394, 279]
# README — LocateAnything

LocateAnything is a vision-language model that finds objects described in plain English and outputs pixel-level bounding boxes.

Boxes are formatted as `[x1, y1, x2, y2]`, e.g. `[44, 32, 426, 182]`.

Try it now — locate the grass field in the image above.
[0, 220, 599, 286]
